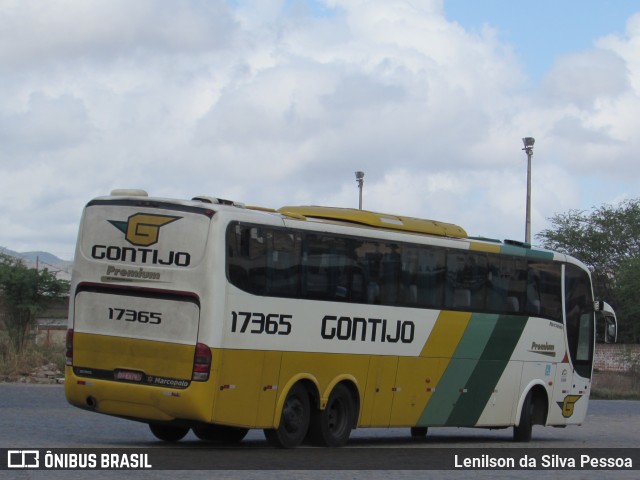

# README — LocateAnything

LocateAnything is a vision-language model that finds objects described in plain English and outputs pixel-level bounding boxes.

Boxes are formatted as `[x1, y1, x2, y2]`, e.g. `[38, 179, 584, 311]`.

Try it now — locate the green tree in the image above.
[536, 199, 640, 343]
[612, 256, 640, 343]
[0, 253, 70, 351]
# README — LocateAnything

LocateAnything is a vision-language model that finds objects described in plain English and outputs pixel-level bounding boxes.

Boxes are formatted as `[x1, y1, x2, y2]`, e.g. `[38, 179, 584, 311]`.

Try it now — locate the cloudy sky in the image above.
[2, 0, 640, 260]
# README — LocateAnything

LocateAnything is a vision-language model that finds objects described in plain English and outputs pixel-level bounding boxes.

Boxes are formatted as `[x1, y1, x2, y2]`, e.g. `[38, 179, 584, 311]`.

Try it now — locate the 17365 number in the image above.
[108, 307, 162, 325]
[231, 311, 292, 335]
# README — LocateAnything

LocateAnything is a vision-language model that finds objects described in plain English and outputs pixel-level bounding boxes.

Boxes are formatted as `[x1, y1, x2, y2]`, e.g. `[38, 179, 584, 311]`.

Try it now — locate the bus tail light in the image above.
[65, 329, 74, 366]
[192, 343, 211, 381]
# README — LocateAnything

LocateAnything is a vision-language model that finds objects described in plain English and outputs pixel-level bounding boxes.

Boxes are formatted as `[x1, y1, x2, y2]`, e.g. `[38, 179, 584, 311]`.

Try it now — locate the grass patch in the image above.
[591, 370, 640, 400]
[0, 331, 65, 381]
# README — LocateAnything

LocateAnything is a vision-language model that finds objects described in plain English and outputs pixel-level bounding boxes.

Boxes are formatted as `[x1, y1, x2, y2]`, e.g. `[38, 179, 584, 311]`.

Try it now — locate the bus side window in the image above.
[246, 227, 267, 294]
[302, 234, 330, 300]
[342, 238, 366, 303]
[526, 269, 541, 315]
[415, 248, 444, 308]
[528, 262, 562, 320]
[355, 242, 382, 304]
[486, 257, 525, 314]
[227, 222, 566, 323]
[399, 246, 419, 306]
[445, 252, 487, 311]
[226, 223, 265, 293]
[330, 237, 356, 301]
[380, 244, 401, 305]
[266, 230, 301, 297]
[226, 224, 245, 288]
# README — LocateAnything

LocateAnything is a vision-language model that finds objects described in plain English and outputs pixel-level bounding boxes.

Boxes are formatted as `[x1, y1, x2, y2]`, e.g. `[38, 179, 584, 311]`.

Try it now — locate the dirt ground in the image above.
[592, 370, 640, 399]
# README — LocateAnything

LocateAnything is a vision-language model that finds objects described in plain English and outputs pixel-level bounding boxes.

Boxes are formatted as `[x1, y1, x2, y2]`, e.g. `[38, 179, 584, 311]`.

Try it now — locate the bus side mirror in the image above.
[605, 318, 617, 344]
[593, 300, 618, 343]
[594, 301, 617, 344]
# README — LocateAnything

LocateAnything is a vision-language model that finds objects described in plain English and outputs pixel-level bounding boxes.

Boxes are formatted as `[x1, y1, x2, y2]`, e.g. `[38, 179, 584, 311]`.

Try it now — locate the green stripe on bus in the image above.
[417, 358, 474, 426]
[417, 313, 498, 426]
[453, 313, 498, 360]
[500, 244, 555, 261]
[525, 249, 555, 261]
[445, 315, 528, 426]
[500, 244, 527, 257]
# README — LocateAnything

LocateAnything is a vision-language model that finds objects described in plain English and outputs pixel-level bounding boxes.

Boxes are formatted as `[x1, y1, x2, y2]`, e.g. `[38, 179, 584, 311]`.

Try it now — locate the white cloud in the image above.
[0, 0, 639, 259]
[543, 50, 630, 107]
[0, 93, 91, 153]
[0, 0, 237, 66]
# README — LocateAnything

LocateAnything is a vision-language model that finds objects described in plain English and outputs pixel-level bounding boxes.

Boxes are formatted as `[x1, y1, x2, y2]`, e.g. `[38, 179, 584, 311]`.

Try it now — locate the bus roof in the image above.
[277, 205, 468, 238]
[98, 190, 571, 264]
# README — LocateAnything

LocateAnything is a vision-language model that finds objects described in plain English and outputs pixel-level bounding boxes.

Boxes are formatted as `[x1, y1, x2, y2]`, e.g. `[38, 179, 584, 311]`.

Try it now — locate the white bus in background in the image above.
[65, 190, 616, 447]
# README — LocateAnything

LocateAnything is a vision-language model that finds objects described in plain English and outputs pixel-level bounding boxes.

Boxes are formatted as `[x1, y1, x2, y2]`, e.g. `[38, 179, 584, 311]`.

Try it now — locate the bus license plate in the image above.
[115, 370, 143, 382]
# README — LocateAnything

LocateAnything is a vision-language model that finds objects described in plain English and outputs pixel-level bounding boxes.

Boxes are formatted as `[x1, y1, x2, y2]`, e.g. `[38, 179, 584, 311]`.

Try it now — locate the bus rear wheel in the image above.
[149, 424, 189, 442]
[308, 384, 355, 447]
[193, 424, 249, 443]
[264, 383, 310, 448]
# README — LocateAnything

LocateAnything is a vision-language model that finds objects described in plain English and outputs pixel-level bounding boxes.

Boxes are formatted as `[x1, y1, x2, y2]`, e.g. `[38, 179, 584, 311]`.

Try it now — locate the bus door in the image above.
[360, 355, 398, 427]
[553, 264, 595, 424]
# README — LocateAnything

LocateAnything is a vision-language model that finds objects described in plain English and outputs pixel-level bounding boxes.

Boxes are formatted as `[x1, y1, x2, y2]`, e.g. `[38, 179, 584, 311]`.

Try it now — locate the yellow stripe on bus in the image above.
[420, 311, 472, 358]
[469, 241, 502, 254]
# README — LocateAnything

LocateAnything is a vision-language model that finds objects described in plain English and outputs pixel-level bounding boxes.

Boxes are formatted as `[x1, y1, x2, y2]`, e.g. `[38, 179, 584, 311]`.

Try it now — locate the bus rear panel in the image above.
[65, 194, 217, 426]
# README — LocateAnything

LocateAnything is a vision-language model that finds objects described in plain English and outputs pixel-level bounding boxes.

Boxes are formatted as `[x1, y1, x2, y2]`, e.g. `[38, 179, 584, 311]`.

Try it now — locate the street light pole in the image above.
[355, 171, 364, 210]
[522, 137, 535, 244]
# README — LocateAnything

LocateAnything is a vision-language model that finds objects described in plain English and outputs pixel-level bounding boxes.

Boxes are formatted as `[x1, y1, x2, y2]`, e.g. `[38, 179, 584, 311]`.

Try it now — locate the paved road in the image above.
[0, 384, 638, 479]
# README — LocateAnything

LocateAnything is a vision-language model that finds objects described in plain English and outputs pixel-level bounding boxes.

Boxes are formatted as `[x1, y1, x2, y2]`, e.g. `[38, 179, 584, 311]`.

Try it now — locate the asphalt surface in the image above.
[0, 384, 638, 479]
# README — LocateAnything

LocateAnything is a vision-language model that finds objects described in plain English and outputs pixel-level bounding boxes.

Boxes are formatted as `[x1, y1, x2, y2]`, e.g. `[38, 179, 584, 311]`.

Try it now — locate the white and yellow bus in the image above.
[65, 190, 615, 447]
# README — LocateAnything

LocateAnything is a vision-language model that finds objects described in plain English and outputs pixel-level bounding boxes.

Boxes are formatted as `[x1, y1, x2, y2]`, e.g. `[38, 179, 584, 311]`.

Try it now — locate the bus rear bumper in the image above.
[64, 367, 214, 424]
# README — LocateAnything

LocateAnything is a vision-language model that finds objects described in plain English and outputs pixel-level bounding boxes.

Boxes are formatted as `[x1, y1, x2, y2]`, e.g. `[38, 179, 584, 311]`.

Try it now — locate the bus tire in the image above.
[149, 424, 189, 442]
[308, 383, 355, 447]
[264, 383, 310, 448]
[410, 426, 428, 438]
[193, 424, 249, 443]
[513, 391, 534, 442]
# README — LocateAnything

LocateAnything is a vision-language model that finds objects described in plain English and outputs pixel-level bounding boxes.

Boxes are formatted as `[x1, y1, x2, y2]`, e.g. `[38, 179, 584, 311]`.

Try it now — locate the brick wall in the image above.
[594, 344, 640, 372]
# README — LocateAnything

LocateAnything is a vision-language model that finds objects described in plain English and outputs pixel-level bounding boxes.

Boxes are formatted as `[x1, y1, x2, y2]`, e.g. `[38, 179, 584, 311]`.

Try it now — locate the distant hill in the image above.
[0, 247, 72, 281]
[17, 251, 68, 265]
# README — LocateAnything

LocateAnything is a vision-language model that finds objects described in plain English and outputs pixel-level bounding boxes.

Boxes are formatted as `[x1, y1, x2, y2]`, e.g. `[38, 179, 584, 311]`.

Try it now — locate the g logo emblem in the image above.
[559, 395, 582, 418]
[109, 214, 180, 246]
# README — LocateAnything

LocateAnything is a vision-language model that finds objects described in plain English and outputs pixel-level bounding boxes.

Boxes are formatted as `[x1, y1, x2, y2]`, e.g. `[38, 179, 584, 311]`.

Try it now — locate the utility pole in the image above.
[522, 137, 535, 244]
[355, 171, 364, 210]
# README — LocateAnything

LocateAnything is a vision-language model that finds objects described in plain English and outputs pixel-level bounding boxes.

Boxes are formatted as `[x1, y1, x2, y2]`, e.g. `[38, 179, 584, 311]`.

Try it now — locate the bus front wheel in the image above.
[149, 424, 189, 442]
[513, 392, 534, 442]
[308, 383, 356, 447]
[264, 383, 310, 448]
